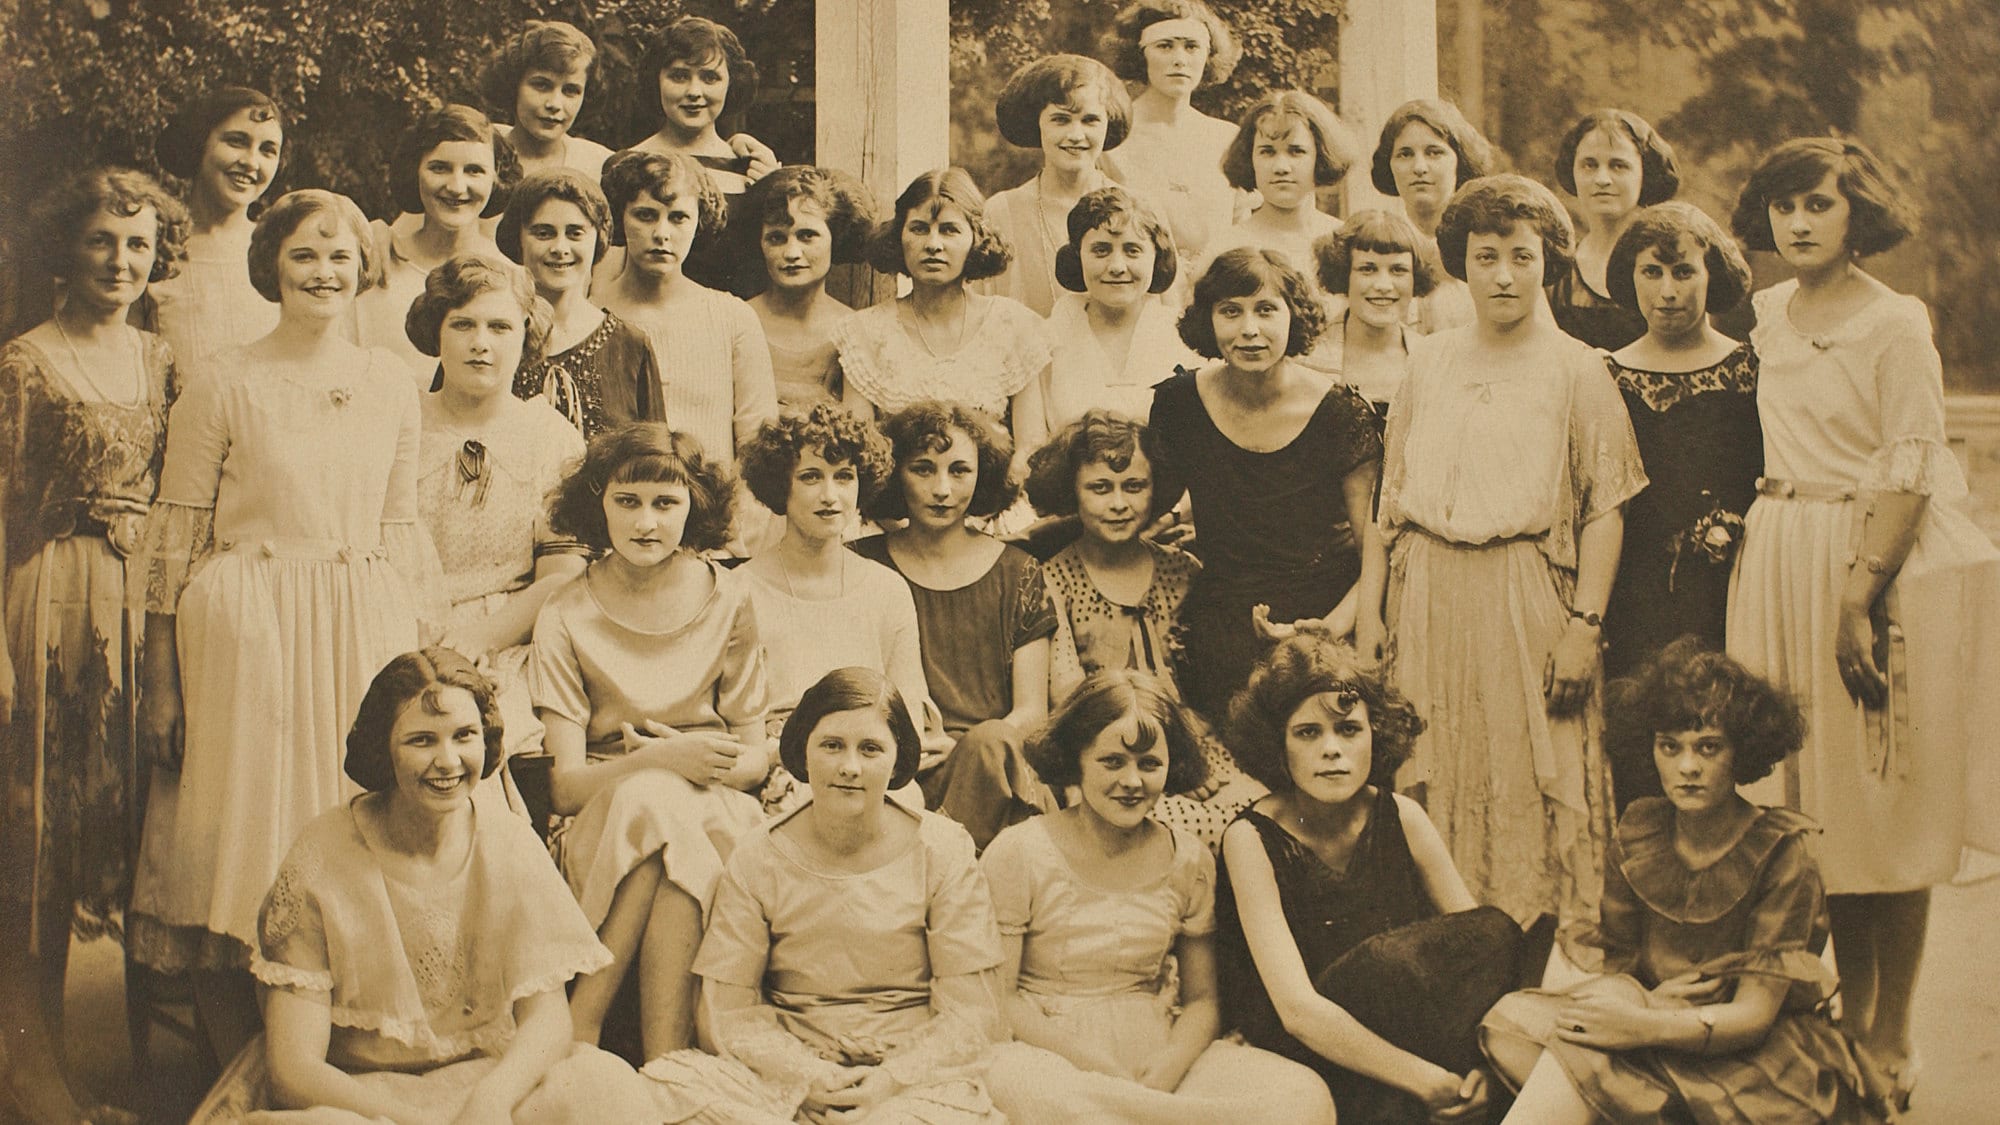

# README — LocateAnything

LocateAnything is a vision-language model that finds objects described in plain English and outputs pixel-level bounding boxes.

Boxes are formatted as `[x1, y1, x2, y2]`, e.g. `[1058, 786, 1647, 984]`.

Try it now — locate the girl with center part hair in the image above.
[1206, 90, 1352, 282]
[1363, 174, 1645, 956]
[529, 422, 769, 1059]
[742, 166, 878, 407]
[1548, 109, 1680, 351]
[1310, 208, 1441, 420]
[1367, 99, 1495, 333]
[979, 54, 1133, 317]
[1216, 630, 1524, 1123]
[480, 20, 615, 181]
[981, 671, 1335, 1123]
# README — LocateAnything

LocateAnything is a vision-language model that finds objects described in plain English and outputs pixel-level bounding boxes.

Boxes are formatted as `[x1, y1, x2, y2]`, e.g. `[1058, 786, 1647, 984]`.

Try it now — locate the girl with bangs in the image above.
[1311, 208, 1441, 420]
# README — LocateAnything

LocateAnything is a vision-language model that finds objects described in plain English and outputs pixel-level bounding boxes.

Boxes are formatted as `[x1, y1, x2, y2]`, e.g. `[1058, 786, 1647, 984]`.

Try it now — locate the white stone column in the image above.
[1339, 0, 1440, 215]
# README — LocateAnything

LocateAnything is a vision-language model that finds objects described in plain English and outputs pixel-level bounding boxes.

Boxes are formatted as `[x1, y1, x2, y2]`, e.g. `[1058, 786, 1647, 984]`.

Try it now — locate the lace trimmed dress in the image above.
[1480, 800, 1885, 1123]
[510, 310, 666, 442]
[831, 297, 1052, 422]
[128, 345, 443, 972]
[1, 334, 174, 951]
[1727, 281, 2000, 891]
[981, 819, 1334, 1123]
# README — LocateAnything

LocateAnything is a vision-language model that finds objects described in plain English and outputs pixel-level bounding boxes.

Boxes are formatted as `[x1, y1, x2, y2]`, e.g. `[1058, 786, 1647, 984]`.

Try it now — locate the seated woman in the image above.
[853, 402, 1058, 850]
[982, 671, 1336, 1123]
[743, 167, 877, 407]
[192, 649, 652, 1123]
[1022, 411, 1263, 847]
[529, 423, 769, 1060]
[1216, 629, 1523, 1124]
[1482, 640, 1888, 1124]
[644, 667, 1008, 1124]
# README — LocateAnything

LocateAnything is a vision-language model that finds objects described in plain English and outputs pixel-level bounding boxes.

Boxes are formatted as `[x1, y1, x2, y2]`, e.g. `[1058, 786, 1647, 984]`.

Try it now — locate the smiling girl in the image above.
[481, 20, 615, 182]
[1310, 208, 1440, 420]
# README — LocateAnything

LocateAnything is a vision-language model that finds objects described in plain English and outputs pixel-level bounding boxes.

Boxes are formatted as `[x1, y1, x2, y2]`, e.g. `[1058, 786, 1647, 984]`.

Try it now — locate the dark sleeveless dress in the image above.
[1216, 791, 1523, 1123]
[1549, 264, 1649, 351]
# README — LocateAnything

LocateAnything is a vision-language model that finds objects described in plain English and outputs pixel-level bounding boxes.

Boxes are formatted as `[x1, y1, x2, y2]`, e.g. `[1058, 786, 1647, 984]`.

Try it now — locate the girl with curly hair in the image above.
[742, 166, 877, 406]
[1482, 639, 1888, 1124]
[480, 19, 614, 181]
[1215, 630, 1524, 1124]
[528, 422, 769, 1058]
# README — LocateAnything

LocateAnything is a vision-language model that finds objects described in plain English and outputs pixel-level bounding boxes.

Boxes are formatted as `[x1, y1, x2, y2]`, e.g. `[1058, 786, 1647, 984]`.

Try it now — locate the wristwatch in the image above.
[1568, 608, 1603, 628]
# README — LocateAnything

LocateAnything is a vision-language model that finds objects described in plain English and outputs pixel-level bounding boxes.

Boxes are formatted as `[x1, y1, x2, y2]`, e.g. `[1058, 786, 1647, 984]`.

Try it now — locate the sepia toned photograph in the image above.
[1, 1, 1995, 1121]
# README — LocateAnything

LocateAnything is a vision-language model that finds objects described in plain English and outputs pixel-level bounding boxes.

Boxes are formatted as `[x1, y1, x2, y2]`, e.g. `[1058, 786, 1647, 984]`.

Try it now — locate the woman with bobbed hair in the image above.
[1097, 0, 1246, 271]
[1724, 137, 2000, 1105]
[1, 166, 185, 1125]
[1368, 98, 1495, 333]
[742, 166, 878, 406]
[1311, 208, 1440, 418]
[1207, 90, 1352, 284]
[979, 54, 1133, 317]
[1216, 629, 1524, 1124]
[1548, 109, 1682, 350]
[128, 187, 443, 1065]
[358, 105, 519, 380]
[1362, 173, 1644, 963]
[140, 87, 283, 374]
[480, 19, 614, 181]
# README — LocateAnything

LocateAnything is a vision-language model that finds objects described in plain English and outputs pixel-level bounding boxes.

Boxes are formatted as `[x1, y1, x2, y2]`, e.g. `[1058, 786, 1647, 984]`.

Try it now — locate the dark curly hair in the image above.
[403, 254, 554, 377]
[1053, 186, 1178, 295]
[1099, 0, 1242, 86]
[1369, 99, 1495, 199]
[548, 422, 735, 553]
[1312, 207, 1440, 299]
[1606, 202, 1752, 318]
[1553, 109, 1680, 208]
[389, 104, 520, 221]
[779, 666, 923, 791]
[743, 165, 878, 267]
[155, 87, 284, 195]
[1221, 90, 1352, 192]
[1729, 136, 1915, 258]
[1178, 247, 1328, 358]
[1027, 670, 1208, 795]
[35, 167, 190, 286]
[344, 648, 504, 794]
[739, 402, 894, 515]
[995, 54, 1131, 153]
[601, 149, 728, 244]
[479, 20, 598, 125]
[1023, 410, 1168, 521]
[1435, 173, 1575, 284]
[247, 189, 384, 303]
[861, 401, 1018, 522]
[496, 168, 614, 266]
[863, 167, 1010, 282]
[1604, 637, 1804, 786]
[641, 16, 759, 125]
[1226, 626, 1424, 795]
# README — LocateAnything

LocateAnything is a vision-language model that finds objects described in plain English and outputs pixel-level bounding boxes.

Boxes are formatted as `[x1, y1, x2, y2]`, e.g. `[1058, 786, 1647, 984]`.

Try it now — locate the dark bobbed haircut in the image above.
[1053, 186, 1178, 295]
[1553, 108, 1680, 207]
[861, 401, 1019, 522]
[344, 648, 504, 793]
[641, 16, 759, 120]
[995, 55, 1132, 153]
[1226, 626, 1424, 795]
[1313, 207, 1441, 298]
[1221, 90, 1352, 192]
[1177, 246, 1328, 358]
[495, 168, 614, 265]
[1605, 201, 1752, 317]
[1435, 173, 1576, 284]
[1604, 636, 1804, 785]
[739, 402, 894, 515]
[1024, 410, 1169, 521]
[403, 254, 554, 372]
[1027, 670, 1209, 795]
[863, 167, 1010, 281]
[547, 422, 736, 552]
[389, 104, 520, 220]
[35, 167, 190, 286]
[479, 20, 599, 123]
[744, 165, 878, 266]
[248, 189, 384, 303]
[1729, 136, 1915, 258]
[1369, 99, 1495, 198]
[156, 87, 284, 182]
[1100, 0, 1242, 85]
[779, 666, 923, 791]
[600, 149, 728, 244]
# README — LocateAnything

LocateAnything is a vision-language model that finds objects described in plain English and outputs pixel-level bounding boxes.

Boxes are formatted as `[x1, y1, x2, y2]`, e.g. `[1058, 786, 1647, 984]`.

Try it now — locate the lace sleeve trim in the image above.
[1862, 436, 1968, 500]
[139, 501, 216, 614]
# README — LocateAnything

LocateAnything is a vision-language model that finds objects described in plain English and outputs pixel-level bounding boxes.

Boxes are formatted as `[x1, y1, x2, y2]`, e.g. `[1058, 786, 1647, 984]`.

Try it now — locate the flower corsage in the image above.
[1668, 491, 1746, 592]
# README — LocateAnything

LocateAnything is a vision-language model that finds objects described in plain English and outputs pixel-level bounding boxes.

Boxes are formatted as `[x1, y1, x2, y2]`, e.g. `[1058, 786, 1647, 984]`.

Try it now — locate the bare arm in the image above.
[442, 555, 585, 660]
[1395, 794, 1478, 914]
[1138, 931, 1221, 1092]
[541, 711, 748, 815]
[1346, 461, 1389, 661]
[1547, 507, 1623, 716]
[1000, 636, 1051, 733]
[264, 988, 416, 1122]
[1836, 490, 1926, 708]
[449, 987, 575, 1124]
[1556, 975, 1789, 1056]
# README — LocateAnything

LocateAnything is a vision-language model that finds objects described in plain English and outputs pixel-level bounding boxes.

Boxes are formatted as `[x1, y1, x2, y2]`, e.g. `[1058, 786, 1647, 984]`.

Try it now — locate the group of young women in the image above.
[2, 0, 1995, 1122]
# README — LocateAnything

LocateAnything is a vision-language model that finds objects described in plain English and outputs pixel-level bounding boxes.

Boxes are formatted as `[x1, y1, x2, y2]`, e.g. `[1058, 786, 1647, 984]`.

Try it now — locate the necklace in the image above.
[908, 298, 969, 359]
[52, 316, 145, 406]
[779, 544, 846, 600]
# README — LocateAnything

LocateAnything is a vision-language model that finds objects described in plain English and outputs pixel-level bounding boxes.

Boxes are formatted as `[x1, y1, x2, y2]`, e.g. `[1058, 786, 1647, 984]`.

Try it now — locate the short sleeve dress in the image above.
[510, 310, 666, 442]
[831, 297, 1052, 422]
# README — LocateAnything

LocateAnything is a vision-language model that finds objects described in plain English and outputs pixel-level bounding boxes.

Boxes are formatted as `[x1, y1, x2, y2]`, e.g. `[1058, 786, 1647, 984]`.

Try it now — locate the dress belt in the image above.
[217, 536, 386, 562]
[1755, 477, 1856, 502]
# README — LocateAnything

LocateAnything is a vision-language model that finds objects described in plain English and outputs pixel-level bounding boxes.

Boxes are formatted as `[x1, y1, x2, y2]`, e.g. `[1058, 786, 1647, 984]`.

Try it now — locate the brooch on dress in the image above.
[1667, 491, 1746, 592]
[328, 387, 353, 407]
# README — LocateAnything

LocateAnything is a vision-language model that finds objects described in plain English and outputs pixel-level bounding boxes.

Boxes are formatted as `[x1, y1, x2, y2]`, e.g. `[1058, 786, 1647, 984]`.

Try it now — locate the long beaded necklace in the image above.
[52, 315, 145, 406]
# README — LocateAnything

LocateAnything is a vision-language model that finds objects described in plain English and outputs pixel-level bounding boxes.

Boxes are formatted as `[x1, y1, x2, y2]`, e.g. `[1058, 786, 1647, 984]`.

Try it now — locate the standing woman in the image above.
[1726, 137, 2000, 1103]
[1367, 99, 1495, 333]
[1548, 109, 1680, 351]
[141, 88, 282, 377]
[1096, 0, 1245, 272]
[128, 189, 442, 1065]
[1310, 208, 1440, 421]
[742, 166, 877, 407]
[980, 54, 1132, 317]
[0, 168, 185, 1125]
[1207, 90, 1351, 279]
[480, 20, 615, 181]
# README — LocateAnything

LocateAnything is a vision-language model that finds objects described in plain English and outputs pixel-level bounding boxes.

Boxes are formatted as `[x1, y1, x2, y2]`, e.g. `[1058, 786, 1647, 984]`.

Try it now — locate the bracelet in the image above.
[1694, 1007, 1716, 1053]
[1850, 554, 1891, 575]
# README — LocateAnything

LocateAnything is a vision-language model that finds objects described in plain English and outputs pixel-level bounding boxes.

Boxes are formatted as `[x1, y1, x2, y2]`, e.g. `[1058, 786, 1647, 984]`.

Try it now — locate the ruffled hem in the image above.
[248, 953, 334, 993]
[126, 913, 251, 973]
[137, 500, 215, 613]
[1861, 435, 1969, 500]
[1614, 799, 1820, 924]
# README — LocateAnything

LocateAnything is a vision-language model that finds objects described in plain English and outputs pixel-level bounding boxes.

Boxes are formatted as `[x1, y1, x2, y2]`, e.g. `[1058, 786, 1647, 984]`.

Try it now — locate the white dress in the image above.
[139, 231, 278, 381]
[832, 298, 1052, 422]
[1037, 293, 1194, 432]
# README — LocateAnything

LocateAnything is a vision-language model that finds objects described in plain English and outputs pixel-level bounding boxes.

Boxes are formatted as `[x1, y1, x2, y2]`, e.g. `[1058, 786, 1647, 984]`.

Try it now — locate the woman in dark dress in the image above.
[1149, 248, 1382, 725]
[1601, 202, 1760, 807]
[1547, 110, 1680, 351]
